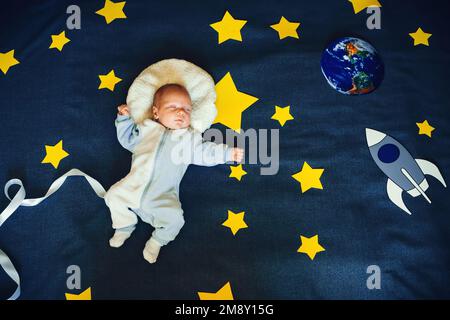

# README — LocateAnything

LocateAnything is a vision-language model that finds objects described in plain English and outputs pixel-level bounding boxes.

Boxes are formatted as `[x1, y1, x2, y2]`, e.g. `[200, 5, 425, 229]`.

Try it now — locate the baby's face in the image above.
[153, 88, 192, 130]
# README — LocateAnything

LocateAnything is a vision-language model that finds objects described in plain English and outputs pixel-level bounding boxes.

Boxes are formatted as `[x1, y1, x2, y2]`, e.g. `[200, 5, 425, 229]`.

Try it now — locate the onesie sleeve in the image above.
[115, 114, 141, 153]
[190, 131, 233, 167]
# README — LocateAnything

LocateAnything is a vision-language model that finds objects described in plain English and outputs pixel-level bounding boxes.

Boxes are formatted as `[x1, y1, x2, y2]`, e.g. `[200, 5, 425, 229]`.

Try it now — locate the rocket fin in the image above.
[387, 179, 412, 215]
[416, 159, 447, 188]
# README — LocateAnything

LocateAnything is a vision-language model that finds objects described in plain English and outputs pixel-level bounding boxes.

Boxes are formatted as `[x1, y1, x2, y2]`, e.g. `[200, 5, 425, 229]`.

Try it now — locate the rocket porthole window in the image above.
[377, 144, 400, 164]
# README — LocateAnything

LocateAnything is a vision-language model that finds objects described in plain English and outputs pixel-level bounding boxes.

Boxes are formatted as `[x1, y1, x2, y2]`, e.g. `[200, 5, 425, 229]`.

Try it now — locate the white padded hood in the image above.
[126, 58, 217, 133]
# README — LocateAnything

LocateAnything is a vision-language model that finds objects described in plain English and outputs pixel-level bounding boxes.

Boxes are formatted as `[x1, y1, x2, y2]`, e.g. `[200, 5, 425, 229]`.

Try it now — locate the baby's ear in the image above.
[152, 105, 158, 118]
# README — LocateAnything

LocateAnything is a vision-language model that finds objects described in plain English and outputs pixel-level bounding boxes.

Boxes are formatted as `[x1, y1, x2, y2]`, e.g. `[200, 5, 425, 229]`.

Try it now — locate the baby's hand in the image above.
[117, 104, 130, 116]
[230, 148, 244, 163]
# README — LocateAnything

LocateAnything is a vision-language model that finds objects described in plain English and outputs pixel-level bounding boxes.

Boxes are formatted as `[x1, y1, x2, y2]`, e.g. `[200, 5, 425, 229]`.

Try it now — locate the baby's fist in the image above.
[117, 104, 130, 116]
[230, 148, 244, 163]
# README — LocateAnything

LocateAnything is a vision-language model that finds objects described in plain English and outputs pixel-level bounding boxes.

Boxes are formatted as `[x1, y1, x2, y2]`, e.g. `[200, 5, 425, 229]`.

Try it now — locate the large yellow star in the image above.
[409, 28, 432, 46]
[198, 282, 234, 300]
[49, 31, 70, 52]
[270, 17, 300, 40]
[348, 0, 382, 14]
[65, 287, 92, 300]
[271, 105, 294, 126]
[98, 70, 122, 91]
[0, 50, 19, 74]
[41, 140, 69, 169]
[210, 11, 247, 44]
[214, 72, 259, 133]
[416, 120, 435, 138]
[229, 164, 247, 181]
[292, 162, 324, 193]
[96, 0, 127, 24]
[222, 210, 248, 236]
[297, 235, 325, 260]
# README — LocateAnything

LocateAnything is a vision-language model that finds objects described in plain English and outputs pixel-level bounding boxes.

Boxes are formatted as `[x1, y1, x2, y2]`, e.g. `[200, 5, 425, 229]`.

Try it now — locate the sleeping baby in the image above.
[104, 83, 244, 264]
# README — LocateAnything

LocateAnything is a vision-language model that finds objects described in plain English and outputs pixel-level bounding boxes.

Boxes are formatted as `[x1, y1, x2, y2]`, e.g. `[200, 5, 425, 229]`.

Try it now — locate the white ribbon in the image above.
[0, 168, 107, 300]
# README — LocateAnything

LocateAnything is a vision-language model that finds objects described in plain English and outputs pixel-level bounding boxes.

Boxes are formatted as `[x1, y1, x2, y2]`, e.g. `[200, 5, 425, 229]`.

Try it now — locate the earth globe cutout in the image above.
[321, 37, 384, 95]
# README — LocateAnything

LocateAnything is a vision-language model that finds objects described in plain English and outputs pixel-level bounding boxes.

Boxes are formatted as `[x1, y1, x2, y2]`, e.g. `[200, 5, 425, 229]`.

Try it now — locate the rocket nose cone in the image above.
[366, 128, 386, 147]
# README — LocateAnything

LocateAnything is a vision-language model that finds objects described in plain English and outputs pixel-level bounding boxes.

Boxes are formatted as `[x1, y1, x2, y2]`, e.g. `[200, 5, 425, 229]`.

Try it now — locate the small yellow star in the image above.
[409, 27, 432, 46]
[210, 11, 247, 44]
[270, 17, 300, 40]
[297, 235, 325, 260]
[65, 287, 92, 300]
[214, 72, 259, 133]
[198, 282, 234, 300]
[292, 162, 324, 193]
[96, 0, 127, 24]
[98, 70, 122, 91]
[229, 164, 247, 181]
[271, 105, 294, 126]
[416, 120, 435, 138]
[41, 140, 69, 169]
[0, 50, 19, 74]
[49, 31, 70, 52]
[348, 0, 382, 14]
[222, 210, 248, 236]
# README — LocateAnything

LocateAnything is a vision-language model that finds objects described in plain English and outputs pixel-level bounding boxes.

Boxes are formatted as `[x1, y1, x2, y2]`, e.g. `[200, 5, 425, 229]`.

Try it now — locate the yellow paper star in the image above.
[214, 72, 259, 133]
[96, 0, 127, 24]
[229, 164, 247, 181]
[0, 50, 19, 74]
[222, 210, 248, 236]
[409, 28, 432, 46]
[297, 235, 325, 260]
[348, 0, 382, 14]
[270, 17, 300, 40]
[292, 162, 324, 193]
[210, 11, 247, 44]
[98, 70, 122, 91]
[49, 31, 70, 52]
[65, 287, 92, 300]
[416, 120, 435, 138]
[41, 140, 69, 169]
[271, 105, 294, 126]
[198, 282, 234, 300]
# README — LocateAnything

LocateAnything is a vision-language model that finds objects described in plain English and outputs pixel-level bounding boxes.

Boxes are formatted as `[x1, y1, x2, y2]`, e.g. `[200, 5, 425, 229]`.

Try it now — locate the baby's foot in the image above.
[143, 238, 162, 264]
[109, 229, 133, 248]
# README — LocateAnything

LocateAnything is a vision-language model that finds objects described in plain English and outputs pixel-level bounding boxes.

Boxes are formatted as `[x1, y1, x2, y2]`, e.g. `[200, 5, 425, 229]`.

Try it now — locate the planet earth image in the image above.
[320, 37, 384, 95]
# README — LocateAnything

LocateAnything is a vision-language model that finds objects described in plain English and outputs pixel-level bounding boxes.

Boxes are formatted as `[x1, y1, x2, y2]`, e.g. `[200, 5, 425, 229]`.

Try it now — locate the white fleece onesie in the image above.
[104, 114, 233, 246]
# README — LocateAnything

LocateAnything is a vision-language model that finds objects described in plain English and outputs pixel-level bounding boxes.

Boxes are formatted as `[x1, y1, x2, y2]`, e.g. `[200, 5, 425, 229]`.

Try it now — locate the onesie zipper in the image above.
[139, 130, 168, 208]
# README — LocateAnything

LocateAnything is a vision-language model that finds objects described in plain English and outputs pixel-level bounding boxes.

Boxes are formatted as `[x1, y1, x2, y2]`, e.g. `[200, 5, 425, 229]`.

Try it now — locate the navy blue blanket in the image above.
[0, 0, 449, 299]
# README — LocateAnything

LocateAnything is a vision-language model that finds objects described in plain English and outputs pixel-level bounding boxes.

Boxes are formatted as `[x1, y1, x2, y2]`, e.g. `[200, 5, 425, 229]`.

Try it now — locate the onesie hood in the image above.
[126, 58, 217, 133]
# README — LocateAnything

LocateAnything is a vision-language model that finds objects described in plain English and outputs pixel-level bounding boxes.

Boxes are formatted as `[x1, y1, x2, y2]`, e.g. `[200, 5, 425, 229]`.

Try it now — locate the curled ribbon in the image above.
[0, 168, 106, 300]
